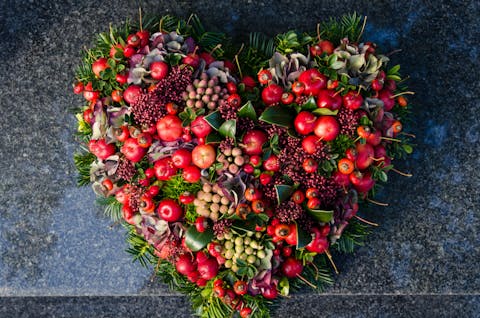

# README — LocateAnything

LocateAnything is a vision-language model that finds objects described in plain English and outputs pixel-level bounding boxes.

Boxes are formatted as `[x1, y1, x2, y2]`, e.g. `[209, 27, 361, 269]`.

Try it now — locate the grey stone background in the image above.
[0, 0, 478, 317]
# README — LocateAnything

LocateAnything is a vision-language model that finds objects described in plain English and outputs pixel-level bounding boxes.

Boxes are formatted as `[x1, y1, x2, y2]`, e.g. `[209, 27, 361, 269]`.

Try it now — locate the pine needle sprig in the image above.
[73, 151, 95, 186]
[96, 195, 123, 221]
[124, 224, 156, 268]
[319, 12, 364, 44]
[331, 219, 371, 254]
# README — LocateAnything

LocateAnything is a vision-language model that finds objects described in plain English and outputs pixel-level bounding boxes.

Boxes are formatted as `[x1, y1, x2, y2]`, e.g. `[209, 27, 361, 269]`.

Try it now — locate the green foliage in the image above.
[275, 30, 313, 55]
[319, 12, 364, 44]
[73, 151, 95, 186]
[331, 219, 371, 254]
[96, 195, 122, 221]
[328, 134, 355, 156]
[125, 224, 156, 267]
[250, 32, 276, 58]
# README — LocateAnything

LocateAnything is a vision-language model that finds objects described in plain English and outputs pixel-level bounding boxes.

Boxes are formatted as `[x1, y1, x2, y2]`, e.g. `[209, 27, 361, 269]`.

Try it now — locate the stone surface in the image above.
[0, 0, 478, 316]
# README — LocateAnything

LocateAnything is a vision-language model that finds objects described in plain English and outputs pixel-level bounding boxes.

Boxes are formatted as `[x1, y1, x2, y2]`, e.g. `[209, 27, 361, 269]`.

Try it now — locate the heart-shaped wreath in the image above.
[72, 13, 414, 318]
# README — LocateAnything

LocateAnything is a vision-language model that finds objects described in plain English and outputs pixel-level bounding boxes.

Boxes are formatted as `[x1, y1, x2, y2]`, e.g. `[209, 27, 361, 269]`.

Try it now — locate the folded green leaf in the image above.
[218, 119, 236, 139]
[238, 101, 257, 121]
[275, 184, 294, 206]
[307, 209, 333, 223]
[204, 110, 223, 130]
[185, 227, 214, 252]
[312, 108, 339, 116]
[295, 221, 312, 249]
[259, 105, 295, 128]
[301, 96, 318, 111]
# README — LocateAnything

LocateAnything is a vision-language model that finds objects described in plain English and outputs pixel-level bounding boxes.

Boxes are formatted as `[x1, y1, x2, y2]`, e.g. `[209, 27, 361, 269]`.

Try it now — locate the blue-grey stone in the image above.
[0, 0, 478, 316]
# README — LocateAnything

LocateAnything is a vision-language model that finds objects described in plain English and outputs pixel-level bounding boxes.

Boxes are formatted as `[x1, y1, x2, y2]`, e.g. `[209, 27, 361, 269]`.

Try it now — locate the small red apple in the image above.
[242, 130, 267, 155]
[121, 138, 146, 163]
[150, 61, 169, 80]
[157, 199, 183, 222]
[314, 116, 340, 141]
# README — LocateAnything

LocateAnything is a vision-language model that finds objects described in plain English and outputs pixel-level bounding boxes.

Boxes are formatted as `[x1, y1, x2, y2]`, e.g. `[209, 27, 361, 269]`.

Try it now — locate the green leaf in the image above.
[279, 276, 290, 296]
[306, 209, 334, 223]
[185, 226, 214, 252]
[295, 222, 312, 249]
[301, 96, 318, 111]
[259, 105, 295, 128]
[275, 184, 294, 206]
[387, 64, 400, 75]
[402, 144, 413, 154]
[218, 119, 236, 139]
[204, 110, 223, 130]
[378, 170, 388, 183]
[312, 108, 339, 116]
[386, 74, 402, 81]
[237, 101, 257, 121]
[205, 132, 223, 144]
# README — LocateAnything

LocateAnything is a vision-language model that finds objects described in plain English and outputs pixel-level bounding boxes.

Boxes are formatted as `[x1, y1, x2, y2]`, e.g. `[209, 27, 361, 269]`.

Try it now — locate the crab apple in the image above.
[303, 157, 318, 173]
[302, 135, 321, 154]
[176, 254, 196, 276]
[157, 199, 183, 222]
[156, 115, 183, 141]
[121, 138, 146, 163]
[294, 111, 317, 135]
[92, 57, 109, 78]
[242, 130, 267, 155]
[73, 82, 84, 94]
[172, 148, 192, 168]
[258, 69, 272, 85]
[343, 91, 364, 110]
[109, 43, 124, 60]
[379, 89, 395, 111]
[123, 46, 136, 58]
[333, 170, 350, 187]
[182, 165, 201, 183]
[314, 116, 340, 141]
[371, 78, 383, 91]
[263, 154, 280, 172]
[154, 157, 178, 181]
[317, 89, 342, 110]
[123, 85, 142, 104]
[89, 139, 116, 160]
[350, 170, 375, 193]
[150, 61, 169, 80]
[190, 116, 212, 138]
[182, 52, 201, 68]
[116, 72, 128, 84]
[298, 69, 327, 96]
[191, 144, 216, 169]
[281, 257, 304, 278]
[366, 129, 382, 146]
[195, 216, 208, 233]
[306, 228, 329, 253]
[241, 76, 256, 90]
[262, 285, 278, 300]
[122, 205, 140, 225]
[355, 142, 375, 170]
[262, 84, 283, 105]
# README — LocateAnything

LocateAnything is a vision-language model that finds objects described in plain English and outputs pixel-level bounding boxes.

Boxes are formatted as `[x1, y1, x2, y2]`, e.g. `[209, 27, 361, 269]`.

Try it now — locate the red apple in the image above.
[123, 85, 142, 105]
[298, 69, 327, 96]
[172, 148, 192, 168]
[190, 116, 212, 138]
[157, 199, 183, 222]
[302, 135, 321, 154]
[121, 138, 146, 163]
[191, 144, 216, 169]
[314, 116, 340, 141]
[294, 111, 317, 135]
[92, 58, 109, 78]
[262, 84, 283, 105]
[355, 142, 374, 170]
[183, 53, 200, 68]
[342, 91, 364, 110]
[242, 130, 267, 155]
[150, 61, 169, 80]
[154, 157, 178, 180]
[156, 115, 183, 141]
[317, 89, 342, 110]
[89, 139, 116, 160]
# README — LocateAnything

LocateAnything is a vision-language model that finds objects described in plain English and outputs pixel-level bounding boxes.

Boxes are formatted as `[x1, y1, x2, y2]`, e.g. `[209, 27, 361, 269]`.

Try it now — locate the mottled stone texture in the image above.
[0, 0, 478, 316]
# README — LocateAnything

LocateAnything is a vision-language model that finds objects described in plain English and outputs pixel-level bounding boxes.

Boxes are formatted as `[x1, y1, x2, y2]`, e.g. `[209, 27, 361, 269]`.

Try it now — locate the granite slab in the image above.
[0, 0, 478, 316]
